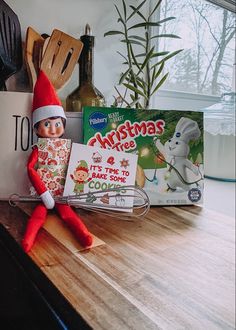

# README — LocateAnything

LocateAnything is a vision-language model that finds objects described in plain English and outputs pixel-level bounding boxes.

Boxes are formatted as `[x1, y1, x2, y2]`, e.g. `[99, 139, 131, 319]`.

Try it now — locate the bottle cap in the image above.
[80, 23, 94, 48]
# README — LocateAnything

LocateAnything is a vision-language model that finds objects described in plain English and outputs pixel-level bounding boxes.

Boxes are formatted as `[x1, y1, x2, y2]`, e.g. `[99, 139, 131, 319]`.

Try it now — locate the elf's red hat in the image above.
[32, 70, 66, 126]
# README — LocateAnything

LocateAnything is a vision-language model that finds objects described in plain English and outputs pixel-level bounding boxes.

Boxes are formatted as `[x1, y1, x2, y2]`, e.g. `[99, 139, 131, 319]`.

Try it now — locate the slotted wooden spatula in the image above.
[0, 0, 22, 90]
[25, 26, 44, 89]
[40, 29, 83, 90]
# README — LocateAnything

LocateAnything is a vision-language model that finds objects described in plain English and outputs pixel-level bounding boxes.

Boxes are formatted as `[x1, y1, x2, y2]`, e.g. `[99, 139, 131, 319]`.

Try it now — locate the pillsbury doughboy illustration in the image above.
[154, 117, 202, 192]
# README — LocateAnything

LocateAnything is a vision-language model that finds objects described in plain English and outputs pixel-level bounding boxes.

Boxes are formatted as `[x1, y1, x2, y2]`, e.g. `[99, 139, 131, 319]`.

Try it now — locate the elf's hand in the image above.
[40, 191, 55, 209]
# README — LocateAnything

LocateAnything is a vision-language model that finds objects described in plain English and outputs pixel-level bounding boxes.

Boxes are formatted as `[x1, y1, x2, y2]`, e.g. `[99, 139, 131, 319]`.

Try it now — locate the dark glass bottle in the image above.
[66, 24, 105, 112]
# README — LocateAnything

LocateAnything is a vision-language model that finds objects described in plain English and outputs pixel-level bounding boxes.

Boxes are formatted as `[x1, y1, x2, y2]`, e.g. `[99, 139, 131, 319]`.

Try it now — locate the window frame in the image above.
[206, 0, 236, 13]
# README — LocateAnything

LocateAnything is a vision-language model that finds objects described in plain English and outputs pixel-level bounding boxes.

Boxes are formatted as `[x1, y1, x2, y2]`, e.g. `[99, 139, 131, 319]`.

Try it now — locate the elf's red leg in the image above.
[55, 203, 93, 247]
[22, 203, 47, 252]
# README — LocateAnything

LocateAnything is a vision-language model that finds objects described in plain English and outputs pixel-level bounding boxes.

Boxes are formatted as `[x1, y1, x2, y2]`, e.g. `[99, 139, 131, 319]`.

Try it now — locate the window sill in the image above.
[151, 89, 221, 111]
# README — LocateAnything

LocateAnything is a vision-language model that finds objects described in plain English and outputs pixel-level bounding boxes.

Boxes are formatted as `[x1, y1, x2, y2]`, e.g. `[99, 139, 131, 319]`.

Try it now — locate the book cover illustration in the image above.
[83, 107, 204, 206]
[63, 143, 138, 210]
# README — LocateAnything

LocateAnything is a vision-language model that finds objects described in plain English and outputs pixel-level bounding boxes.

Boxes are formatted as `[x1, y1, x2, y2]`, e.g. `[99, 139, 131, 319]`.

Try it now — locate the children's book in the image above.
[63, 143, 138, 210]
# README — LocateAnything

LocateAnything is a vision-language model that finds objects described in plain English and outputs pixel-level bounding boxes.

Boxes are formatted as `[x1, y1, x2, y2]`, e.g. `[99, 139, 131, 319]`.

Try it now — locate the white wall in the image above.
[6, 0, 139, 105]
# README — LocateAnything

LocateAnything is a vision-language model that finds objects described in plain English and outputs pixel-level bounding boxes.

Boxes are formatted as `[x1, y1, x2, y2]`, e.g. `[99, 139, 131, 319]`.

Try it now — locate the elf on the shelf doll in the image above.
[22, 70, 93, 252]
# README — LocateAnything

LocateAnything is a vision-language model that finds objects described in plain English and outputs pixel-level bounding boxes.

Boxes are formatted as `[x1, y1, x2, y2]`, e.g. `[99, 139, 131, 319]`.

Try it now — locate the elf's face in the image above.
[36, 118, 65, 138]
[74, 169, 88, 182]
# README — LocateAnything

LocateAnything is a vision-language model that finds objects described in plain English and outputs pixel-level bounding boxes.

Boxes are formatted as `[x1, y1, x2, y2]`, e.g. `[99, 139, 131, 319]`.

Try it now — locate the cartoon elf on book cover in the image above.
[70, 160, 91, 194]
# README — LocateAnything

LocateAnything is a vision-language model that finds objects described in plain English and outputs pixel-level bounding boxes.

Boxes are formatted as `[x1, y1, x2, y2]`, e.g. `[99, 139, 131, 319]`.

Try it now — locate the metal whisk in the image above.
[8, 185, 150, 220]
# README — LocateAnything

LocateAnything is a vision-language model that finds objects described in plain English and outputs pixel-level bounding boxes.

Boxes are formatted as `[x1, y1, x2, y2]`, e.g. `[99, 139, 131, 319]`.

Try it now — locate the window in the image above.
[154, 0, 235, 97]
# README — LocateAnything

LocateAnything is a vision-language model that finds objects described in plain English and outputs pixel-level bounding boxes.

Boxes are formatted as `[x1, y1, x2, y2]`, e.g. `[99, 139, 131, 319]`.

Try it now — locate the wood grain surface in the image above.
[0, 201, 235, 330]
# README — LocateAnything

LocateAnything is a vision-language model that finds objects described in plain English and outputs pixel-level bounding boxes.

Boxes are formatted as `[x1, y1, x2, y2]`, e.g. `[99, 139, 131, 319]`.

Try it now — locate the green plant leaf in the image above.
[154, 62, 165, 80]
[127, 0, 147, 21]
[136, 76, 147, 86]
[130, 45, 142, 71]
[149, 0, 162, 19]
[151, 34, 181, 40]
[120, 39, 145, 47]
[130, 93, 141, 103]
[151, 51, 170, 58]
[104, 30, 124, 37]
[140, 46, 155, 72]
[123, 83, 148, 99]
[136, 77, 147, 94]
[115, 4, 125, 25]
[128, 22, 161, 30]
[156, 49, 184, 65]
[151, 73, 169, 96]
[151, 66, 156, 88]
[117, 51, 128, 62]
[150, 61, 165, 88]
[128, 35, 146, 42]
[135, 53, 146, 58]
[122, 0, 127, 21]
[119, 68, 132, 85]
[137, 102, 143, 109]
[157, 17, 176, 24]
[130, 94, 137, 101]
[129, 6, 147, 21]
[129, 97, 141, 108]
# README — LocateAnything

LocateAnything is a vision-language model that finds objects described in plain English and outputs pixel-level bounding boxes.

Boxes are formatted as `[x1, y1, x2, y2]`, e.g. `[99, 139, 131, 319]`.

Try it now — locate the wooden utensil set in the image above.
[0, 0, 84, 91]
[25, 27, 83, 90]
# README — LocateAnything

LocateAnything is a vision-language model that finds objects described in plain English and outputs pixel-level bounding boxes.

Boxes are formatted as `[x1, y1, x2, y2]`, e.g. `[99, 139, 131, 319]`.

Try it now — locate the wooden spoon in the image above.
[25, 26, 44, 89]
[40, 29, 83, 90]
[42, 36, 50, 58]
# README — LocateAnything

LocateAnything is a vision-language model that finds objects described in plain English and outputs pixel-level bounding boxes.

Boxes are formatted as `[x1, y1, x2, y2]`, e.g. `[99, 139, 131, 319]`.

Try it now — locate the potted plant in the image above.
[104, 0, 183, 109]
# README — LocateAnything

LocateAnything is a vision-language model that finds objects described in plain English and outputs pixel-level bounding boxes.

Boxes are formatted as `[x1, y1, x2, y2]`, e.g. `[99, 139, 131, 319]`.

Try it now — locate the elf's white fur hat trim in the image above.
[32, 105, 66, 126]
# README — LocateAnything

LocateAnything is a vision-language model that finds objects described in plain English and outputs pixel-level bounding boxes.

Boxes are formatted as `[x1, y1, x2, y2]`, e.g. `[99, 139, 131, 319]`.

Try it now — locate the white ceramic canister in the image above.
[204, 92, 236, 182]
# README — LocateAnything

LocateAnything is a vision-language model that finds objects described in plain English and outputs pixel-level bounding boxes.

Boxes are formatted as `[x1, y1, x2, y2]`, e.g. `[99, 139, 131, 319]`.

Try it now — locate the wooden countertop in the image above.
[0, 201, 235, 329]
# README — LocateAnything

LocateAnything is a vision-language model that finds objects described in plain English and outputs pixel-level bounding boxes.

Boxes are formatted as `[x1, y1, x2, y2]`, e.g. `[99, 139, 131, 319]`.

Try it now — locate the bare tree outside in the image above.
[157, 0, 236, 96]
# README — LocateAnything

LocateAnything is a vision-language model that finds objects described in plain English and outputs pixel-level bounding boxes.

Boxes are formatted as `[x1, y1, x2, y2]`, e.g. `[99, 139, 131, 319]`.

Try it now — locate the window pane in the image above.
[157, 0, 236, 96]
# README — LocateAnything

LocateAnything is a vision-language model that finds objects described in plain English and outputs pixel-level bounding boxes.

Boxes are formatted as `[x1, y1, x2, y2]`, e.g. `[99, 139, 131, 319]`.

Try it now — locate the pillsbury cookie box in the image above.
[83, 106, 204, 205]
